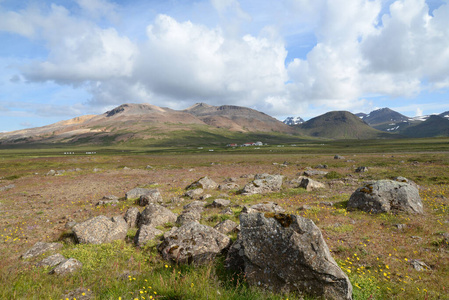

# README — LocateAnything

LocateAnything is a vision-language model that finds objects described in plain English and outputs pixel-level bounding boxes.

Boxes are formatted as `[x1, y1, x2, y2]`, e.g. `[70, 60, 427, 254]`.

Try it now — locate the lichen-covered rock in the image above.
[183, 200, 207, 211]
[226, 213, 352, 300]
[21, 242, 63, 259]
[49, 258, 82, 275]
[124, 207, 140, 228]
[139, 189, 163, 206]
[73, 215, 128, 244]
[126, 188, 152, 200]
[241, 174, 283, 195]
[186, 176, 218, 190]
[214, 219, 238, 234]
[303, 169, 328, 177]
[184, 188, 204, 199]
[134, 225, 163, 247]
[209, 199, 231, 208]
[36, 253, 67, 268]
[241, 202, 286, 214]
[137, 203, 177, 228]
[299, 177, 325, 191]
[347, 180, 423, 214]
[355, 166, 368, 173]
[218, 183, 240, 191]
[176, 210, 201, 226]
[159, 222, 231, 265]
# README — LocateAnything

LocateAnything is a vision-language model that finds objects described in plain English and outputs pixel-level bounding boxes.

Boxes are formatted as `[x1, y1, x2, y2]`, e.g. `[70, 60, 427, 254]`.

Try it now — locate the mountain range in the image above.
[0, 103, 448, 147]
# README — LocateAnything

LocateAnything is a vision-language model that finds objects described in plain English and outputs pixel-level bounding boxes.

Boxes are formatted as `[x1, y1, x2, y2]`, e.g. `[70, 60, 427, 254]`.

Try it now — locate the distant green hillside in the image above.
[297, 111, 394, 139]
[402, 115, 449, 138]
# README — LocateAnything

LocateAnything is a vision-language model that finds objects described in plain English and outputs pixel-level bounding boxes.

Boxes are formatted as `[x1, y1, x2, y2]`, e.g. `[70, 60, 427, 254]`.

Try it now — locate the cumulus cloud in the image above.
[1, 0, 448, 121]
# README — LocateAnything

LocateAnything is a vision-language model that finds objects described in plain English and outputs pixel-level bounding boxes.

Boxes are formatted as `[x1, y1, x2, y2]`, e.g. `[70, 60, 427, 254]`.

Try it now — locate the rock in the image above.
[46, 170, 56, 176]
[124, 207, 140, 228]
[214, 219, 238, 234]
[134, 225, 163, 247]
[184, 188, 204, 199]
[36, 253, 67, 268]
[21, 242, 63, 259]
[0, 184, 15, 192]
[49, 258, 82, 275]
[138, 203, 177, 228]
[241, 202, 286, 214]
[394, 224, 406, 230]
[315, 164, 328, 169]
[183, 200, 207, 211]
[146, 165, 153, 169]
[126, 188, 152, 200]
[73, 215, 128, 244]
[410, 259, 431, 271]
[65, 221, 77, 229]
[158, 222, 231, 265]
[209, 199, 231, 208]
[186, 176, 218, 190]
[303, 170, 328, 176]
[102, 195, 119, 201]
[139, 189, 163, 206]
[240, 174, 254, 179]
[347, 180, 423, 214]
[218, 183, 240, 191]
[200, 194, 211, 200]
[224, 177, 238, 182]
[298, 205, 312, 211]
[241, 174, 283, 195]
[96, 199, 119, 206]
[226, 213, 352, 300]
[393, 176, 419, 189]
[320, 201, 334, 207]
[355, 166, 368, 173]
[334, 155, 345, 160]
[61, 288, 93, 300]
[176, 210, 201, 226]
[299, 177, 325, 191]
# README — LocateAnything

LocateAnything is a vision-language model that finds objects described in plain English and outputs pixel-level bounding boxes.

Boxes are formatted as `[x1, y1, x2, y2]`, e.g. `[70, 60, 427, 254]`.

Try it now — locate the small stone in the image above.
[49, 258, 82, 275]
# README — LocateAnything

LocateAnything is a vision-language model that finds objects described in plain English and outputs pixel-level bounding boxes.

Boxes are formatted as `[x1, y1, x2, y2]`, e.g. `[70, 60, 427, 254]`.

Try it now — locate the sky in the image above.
[0, 0, 449, 132]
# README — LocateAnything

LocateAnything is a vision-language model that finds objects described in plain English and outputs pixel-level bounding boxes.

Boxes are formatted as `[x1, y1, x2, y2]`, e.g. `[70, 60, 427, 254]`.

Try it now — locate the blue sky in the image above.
[1, 0, 448, 132]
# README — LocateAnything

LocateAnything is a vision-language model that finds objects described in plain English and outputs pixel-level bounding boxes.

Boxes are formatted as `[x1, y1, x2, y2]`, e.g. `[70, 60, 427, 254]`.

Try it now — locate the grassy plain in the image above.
[0, 138, 448, 299]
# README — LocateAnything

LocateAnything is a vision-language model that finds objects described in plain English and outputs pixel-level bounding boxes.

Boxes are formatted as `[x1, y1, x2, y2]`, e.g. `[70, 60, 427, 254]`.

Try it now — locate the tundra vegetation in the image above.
[0, 139, 448, 299]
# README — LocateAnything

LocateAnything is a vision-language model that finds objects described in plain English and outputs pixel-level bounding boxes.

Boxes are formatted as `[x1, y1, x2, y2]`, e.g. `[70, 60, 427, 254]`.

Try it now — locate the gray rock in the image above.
[124, 207, 140, 228]
[186, 176, 218, 190]
[49, 258, 82, 275]
[96, 199, 119, 206]
[299, 177, 325, 191]
[176, 210, 201, 226]
[303, 169, 328, 176]
[394, 224, 406, 230]
[393, 176, 419, 189]
[102, 195, 119, 201]
[21, 242, 63, 259]
[184, 188, 204, 199]
[200, 194, 211, 200]
[410, 259, 431, 271]
[334, 155, 345, 159]
[210, 199, 231, 208]
[139, 189, 163, 206]
[159, 222, 231, 265]
[126, 188, 152, 200]
[241, 174, 283, 195]
[218, 183, 240, 191]
[241, 202, 286, 214]
[134, 225, 163, 247]
[226, 213, 352, 300]
[36, 253, 67, 268]
[138, 203, 177, 228]
[347, 180, 423, 214]
[315, 164, 328, 169]
[73, 215, 128, 244]
[355, 166, 368, 173]
[46, 170, 56, 176]
[214, 219, 238, 234]
[0, 184, 15, 192]
[220, 207, 234, 215]
[183, 200, 207, 211]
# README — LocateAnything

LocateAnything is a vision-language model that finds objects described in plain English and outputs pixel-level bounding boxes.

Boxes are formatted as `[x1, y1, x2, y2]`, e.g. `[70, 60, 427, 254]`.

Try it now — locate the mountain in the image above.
[355, 113, 367, 119]
[298, 111, 392, 139]
[440, 111, 449, 119]
[283, 116, 305, 125]
[358, 108, 409, 132]
[183, 103, 292, 133]
[401, 115, 449, 138]
[0, 103, 294, 146]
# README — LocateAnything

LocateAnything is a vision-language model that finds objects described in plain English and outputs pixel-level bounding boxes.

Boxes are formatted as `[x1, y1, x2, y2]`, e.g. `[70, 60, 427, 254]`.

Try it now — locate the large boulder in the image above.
[176, 210, 201, 226]
[226, 213, 352, 300]
[347, 180, 423, 214]
[137, 203, 177, 228]
[134, 225, 163, 247]
[214, 219, 238, 234]
[124, 207, 140, 228]
[73, 215, 128, 244]
[186, 176, 218, 190]
[303, 169, 328, 177]
[126, 188, 152, 200]
[241, 174, 283, 195]
[299, 177, 326, 191]
[139, 189, 163, 206]
[158, 222, 231, 265]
